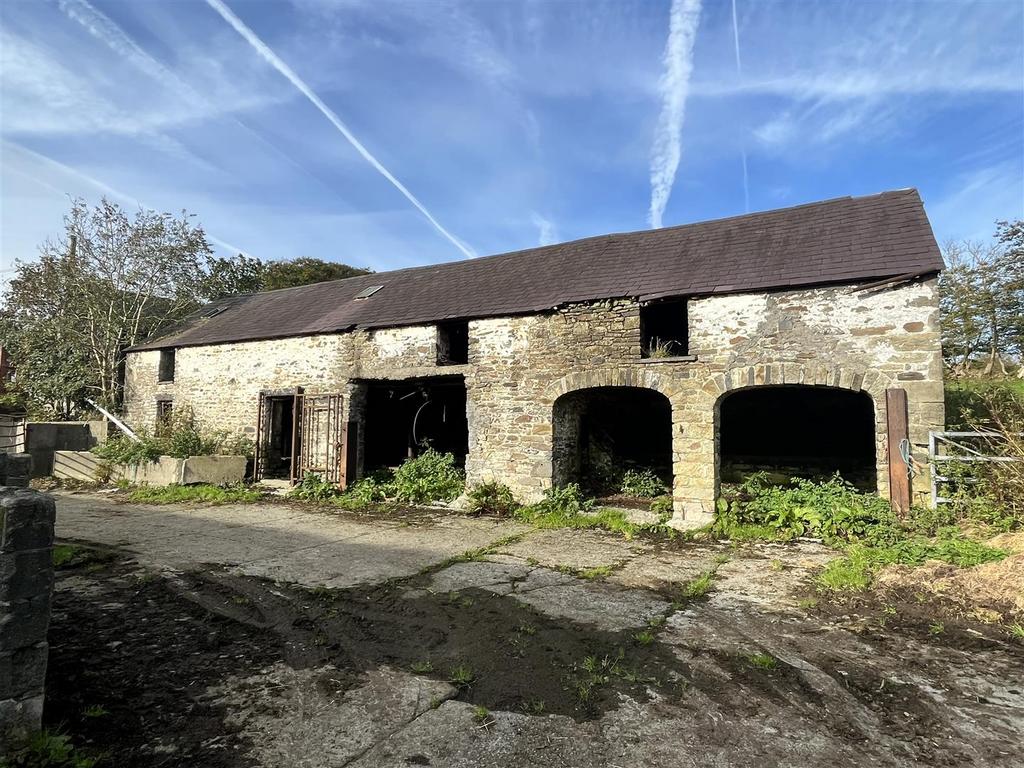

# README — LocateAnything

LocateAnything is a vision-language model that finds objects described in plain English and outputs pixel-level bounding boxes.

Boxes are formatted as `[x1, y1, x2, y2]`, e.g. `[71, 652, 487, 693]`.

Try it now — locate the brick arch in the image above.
[543, 367, 684, 404]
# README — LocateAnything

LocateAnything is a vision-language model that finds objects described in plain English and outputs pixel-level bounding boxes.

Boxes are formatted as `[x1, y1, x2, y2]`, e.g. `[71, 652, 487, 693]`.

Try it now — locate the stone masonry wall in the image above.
[0, 488, 56, 747]
[121, 278, 943, 526]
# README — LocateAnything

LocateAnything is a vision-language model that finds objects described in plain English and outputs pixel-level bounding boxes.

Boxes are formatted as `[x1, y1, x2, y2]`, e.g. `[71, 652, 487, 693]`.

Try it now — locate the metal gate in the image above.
[928, 430, 1020, 506]
[296, 392, 347, 486]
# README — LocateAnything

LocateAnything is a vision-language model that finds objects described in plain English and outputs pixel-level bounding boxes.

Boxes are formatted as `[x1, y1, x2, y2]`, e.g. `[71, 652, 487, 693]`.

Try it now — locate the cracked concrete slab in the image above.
[423, 560, 670, 631]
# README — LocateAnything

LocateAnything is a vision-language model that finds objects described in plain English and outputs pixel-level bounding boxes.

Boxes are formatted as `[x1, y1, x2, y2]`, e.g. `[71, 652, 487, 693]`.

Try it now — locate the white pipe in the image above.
[85, 398, 142, 442]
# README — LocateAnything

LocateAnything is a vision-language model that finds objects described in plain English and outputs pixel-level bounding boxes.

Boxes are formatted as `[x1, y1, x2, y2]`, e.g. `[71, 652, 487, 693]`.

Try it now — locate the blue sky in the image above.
[1, 0, 1021, 277]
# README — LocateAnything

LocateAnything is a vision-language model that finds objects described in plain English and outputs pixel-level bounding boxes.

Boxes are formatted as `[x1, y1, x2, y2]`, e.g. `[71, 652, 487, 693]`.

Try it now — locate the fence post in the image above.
[886, 388, 912, 514]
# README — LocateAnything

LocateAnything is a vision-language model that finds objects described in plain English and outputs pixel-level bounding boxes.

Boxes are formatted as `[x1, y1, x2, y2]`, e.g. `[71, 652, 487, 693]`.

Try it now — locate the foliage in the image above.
[620, 468, 668, 498]
[93, 409, 251, 468]
[390, 449, 465, 504]
[200, 254, 372, 298]
[467, 481, 520, 516]
[126, 484, 262, 505]
[680, 570, 716, 598]
[940, 221, 1024, 377]
[642, 337, 680, 359]
[290, 473, 341, 502]
[0, 198, 213, 414]
[944, 378, 1024, 430]
[0, 730, 96, 768]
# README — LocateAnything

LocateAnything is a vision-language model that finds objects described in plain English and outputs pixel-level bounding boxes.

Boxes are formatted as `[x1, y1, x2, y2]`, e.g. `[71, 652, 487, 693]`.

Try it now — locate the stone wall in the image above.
[121, 278, 943, 525]
[0, 488, 55, 746]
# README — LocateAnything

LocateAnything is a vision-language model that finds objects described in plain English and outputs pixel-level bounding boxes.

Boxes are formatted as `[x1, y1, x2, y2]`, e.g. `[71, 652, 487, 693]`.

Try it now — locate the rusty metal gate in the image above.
[296, 392, 347, 486]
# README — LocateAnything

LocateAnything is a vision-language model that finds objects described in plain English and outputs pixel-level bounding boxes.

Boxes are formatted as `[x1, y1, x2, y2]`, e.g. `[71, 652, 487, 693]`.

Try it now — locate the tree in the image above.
[939, 220, 1024, 377]
[0, 198, 212, 416]
[262, 257, 370, 291]
[199, 253, 266, 301]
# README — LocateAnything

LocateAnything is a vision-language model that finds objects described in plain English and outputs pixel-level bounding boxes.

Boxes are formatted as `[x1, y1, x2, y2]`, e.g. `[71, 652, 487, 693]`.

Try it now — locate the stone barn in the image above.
[122, 189, 945, 527]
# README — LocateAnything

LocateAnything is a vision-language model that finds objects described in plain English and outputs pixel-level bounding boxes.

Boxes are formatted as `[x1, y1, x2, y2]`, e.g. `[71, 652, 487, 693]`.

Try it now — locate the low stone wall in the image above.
[53, 451, 247, 486]
[0, 488, 55, 747]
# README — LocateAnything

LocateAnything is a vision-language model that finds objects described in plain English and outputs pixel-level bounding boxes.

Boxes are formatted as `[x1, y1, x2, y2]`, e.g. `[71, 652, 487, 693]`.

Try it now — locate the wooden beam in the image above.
[886, 388, 912, 515]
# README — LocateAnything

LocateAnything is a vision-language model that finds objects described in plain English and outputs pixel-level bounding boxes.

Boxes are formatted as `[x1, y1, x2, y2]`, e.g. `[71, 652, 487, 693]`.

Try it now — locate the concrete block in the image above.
[52, 450, 104, 482]
[130, 456, 185, 486]
[180, 455, 247, 486]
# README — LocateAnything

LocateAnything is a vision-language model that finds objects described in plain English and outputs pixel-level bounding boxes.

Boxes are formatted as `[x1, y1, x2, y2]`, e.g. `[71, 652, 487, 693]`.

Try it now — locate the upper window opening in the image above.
[158, 348, 176, 382]
[640, 299, 688, 358]
[437, 320, 469, 365]
[354, 285, 384, 299]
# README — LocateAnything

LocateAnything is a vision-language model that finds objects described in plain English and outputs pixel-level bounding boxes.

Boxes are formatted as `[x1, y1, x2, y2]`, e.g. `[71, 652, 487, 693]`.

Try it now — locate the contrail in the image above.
[648, 0, 703, 229]
[5, 141, 247, 255]
[732, 0, 750, 212]
[205, 0, 476, 259]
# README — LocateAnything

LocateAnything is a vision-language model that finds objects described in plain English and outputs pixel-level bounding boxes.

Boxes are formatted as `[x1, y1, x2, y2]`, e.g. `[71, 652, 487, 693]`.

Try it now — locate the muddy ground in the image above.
[41, 494, 1024, 767]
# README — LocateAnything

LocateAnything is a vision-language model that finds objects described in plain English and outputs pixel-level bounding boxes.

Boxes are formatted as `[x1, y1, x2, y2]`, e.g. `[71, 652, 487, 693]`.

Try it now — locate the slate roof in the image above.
[130, 189, 943, 351]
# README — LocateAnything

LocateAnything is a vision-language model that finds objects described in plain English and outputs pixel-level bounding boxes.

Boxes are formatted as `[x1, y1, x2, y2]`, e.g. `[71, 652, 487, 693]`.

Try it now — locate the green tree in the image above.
[262, 257, 370, 291]
[0, 198, 212, 416]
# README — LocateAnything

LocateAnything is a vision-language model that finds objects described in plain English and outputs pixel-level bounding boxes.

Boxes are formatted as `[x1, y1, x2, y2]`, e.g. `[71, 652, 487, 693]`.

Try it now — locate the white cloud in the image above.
[648, 0, 703, 229]
[530, 212, 557, 246]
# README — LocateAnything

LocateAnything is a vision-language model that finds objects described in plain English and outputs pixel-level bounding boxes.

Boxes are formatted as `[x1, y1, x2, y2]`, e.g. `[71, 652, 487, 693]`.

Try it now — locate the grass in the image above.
[680, 569, 716, 598]
[471, 705, 494, 726]
[52, 544, 82, 567]
[449, 664, 475, 689]
[410, 660, 434, 674]
[81, 705, 108, 718]
[632, 630, 655, 646]
[747, 652, 778, 670]
[124, 483, 262, 505]
[1007, 623, 1024, 641]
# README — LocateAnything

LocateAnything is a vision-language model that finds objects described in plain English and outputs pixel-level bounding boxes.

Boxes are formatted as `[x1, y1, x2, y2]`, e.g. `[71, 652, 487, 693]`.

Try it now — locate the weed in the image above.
[391, 449, 465, 504]
[127, 483, 262, 505]
[290, 473, 341, 502]
[429, 696, 443, 709]
[516, 623, 537, 636]
[747, 652, 778, 670]
[410, 660, 434, 674]
[471, 705, 494, 726]
[796, 597, 818, 610]
[646, 615, 666, 629]
[680, 570, 716, 598]
[81, 705, 108, 718]
[514, 487, 657, 539]
[449, 664, 475, 689]
[713, 554, 731, 565]
[769, 558, 785, 572]
[230, 595, 251, 606]
[2, 730, 96, 768]
[579, 564, 614, 580]
[1007, 622, 1024, 640]
[52, 544, 81, 567]
[650, 495, 673, 515]
[928, 622, 945, 635]
[620, 468, 667, 498]
[467, 481, 520, 516]
[633, 630, 655, 646]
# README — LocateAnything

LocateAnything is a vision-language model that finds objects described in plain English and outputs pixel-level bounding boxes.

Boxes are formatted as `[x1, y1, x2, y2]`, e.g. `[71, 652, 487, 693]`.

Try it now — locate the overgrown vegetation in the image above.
[466, 481, 521, 516]
[290, 450, 465, 508]
[712, 472, 1009, 593]
[0, 730, 96, 768]
[512, 484, 646, 539]
[92, 408, 254, 466]
[125, 483, 262, 505]
[620, 468, 668, 498]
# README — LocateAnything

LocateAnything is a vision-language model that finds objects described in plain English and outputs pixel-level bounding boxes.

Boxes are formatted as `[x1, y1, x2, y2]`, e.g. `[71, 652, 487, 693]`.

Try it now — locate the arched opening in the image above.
[552, 387, 672, 497]
[718, 385, 876, 490]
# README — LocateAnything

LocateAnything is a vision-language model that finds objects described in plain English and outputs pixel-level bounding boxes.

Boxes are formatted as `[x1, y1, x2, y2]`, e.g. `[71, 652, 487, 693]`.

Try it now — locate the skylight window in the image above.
[354, 285, 384, 299]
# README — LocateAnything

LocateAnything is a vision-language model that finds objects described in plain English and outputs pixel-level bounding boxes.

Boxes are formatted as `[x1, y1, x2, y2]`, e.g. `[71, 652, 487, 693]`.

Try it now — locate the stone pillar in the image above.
[671, 392, 717, 528]
[0, 488, 56, 748]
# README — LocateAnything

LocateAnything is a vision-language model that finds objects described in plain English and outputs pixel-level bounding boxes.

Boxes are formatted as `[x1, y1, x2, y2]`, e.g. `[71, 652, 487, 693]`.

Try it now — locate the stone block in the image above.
[0, 642, 48, 699]
[0, 694, 44, 745]
[0, 596, 52, 652]
[1, 490, 55, 554]
[0, 550, 53, 604]
[180, 455, 247, 485]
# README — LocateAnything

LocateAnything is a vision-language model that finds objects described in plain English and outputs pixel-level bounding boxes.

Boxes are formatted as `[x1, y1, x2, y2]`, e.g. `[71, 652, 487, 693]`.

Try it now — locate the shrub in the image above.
[2, 730, 96, 768]
[467, 481, 520, 516]
[92, 434, 162, 466]
[620, 468, 667, 498]
[390, 449, 465, 504]
[289, 473, 341, 502]
[524, 483, 594, 518]
[334, 471, 394, 509]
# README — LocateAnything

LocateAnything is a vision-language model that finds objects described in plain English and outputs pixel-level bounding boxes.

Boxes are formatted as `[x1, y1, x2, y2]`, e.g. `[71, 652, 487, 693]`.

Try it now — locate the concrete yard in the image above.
[48, 491, 1024, 767]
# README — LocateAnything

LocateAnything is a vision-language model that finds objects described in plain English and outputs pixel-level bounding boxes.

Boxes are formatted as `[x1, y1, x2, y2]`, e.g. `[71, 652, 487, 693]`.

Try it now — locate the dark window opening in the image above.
[552, 386, 672, 498]
[640, 299, 688, 358]
[437, 320, 469, 365]
[718, 386, 876, 491]
[363, 376, 468, 472]
[155, 399, 173, 435]
[262, 395, 298, 479]
[158, 348, 176, 382]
